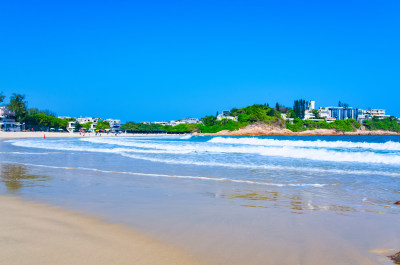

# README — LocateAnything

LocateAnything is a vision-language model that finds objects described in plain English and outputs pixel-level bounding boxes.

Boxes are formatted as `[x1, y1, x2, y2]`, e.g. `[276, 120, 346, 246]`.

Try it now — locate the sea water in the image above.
[1, 135, 400, 213]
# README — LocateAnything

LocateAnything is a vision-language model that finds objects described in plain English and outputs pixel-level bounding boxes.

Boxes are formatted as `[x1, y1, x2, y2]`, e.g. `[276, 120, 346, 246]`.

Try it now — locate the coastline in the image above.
[0, 195, 201, 265]
[195, 123, 400, 136]
[0, 131, 189, 139]
[1, 128, 398, 140]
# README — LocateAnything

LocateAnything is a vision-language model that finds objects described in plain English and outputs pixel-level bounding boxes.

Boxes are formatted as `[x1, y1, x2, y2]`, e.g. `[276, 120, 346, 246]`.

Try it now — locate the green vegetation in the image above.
[23, 108, 68, 130]
[293, 99, 307, 119]
[0, 92, 5, 103]
[73, 121, 81, 132]
[95, 121, 110, 130]
[198, 119, 246, 133]
[81, 122, 92, 131]
[121, 122, 198, 133]
[311, 109, 320, 119]
[364, 116, 400, 132]
[286, 118, 361, 132]
[7, 93, 28, 122]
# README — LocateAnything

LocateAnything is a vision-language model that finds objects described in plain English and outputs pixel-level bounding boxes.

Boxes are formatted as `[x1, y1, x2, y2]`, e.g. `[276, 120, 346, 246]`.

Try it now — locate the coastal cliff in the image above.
[197, 122, 400, 136]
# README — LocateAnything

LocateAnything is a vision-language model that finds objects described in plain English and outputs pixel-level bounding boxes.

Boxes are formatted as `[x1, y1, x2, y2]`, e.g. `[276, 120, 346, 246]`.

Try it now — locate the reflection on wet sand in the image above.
[0, 164, 50, 191]
[223, 189, 356, 213]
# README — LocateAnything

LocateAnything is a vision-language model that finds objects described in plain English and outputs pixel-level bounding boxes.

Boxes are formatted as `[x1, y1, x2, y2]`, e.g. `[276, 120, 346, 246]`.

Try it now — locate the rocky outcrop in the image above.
[197, 123, 400, 136]
[388, 251, 400, 264]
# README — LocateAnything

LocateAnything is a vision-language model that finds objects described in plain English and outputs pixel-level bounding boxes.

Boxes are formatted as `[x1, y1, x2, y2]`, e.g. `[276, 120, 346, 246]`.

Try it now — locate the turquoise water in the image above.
[1, 135, 400, 213]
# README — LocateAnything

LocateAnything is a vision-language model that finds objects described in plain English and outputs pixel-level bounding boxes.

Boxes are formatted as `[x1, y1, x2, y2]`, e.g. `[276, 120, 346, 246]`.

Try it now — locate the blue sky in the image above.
[0, 0, 399, 122]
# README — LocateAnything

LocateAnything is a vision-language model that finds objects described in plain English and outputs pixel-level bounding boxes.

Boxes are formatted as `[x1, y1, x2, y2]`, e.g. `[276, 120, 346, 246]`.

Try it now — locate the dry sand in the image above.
[0, 132, 81, 139]
[0, 195, 201, 265]
[0, 131, 186, 139]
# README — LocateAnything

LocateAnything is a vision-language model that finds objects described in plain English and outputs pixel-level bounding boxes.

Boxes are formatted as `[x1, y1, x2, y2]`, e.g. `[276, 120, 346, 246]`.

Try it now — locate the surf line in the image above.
[1, 160, 327, 188]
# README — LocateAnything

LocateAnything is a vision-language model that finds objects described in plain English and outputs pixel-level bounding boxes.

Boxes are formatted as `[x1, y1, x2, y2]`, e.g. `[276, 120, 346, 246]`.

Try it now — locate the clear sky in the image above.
[0, 0, 399, 122]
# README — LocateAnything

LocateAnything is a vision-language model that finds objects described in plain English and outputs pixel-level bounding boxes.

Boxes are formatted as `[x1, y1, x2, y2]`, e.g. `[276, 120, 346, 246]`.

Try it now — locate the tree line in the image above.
[1, 93, 68, 130]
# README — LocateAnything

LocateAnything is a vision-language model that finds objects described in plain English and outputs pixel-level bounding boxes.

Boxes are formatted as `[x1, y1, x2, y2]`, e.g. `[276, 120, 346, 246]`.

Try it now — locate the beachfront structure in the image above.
[106, 119, 122, 131]
[0, 106, 22, 132]
[67, 121, 76, 132]
[152, 118, 200, 127]
[180, 118, 200, 124]
[326, 107, 359, 121]
[366, 109, 390, 119]
[217, 110, 238, 121]
[304, 101, 317, 120]
[302, 100, 396, 123]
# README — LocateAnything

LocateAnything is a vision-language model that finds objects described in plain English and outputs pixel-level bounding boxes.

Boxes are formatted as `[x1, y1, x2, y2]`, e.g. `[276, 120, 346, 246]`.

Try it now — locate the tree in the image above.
[201, 116, 217, 127]
[293, 99, 307, 119]
[230, 108, 238, 116]
[0, 92, 5, 104]
[286, 109, 297, 118]
[95, 121, 110, 130]
[81, 122, 93, 131]
[338, 101, 349, 108]
[311, 109, 321, 119]
[275, 102, 280, 112]
[74, 121, 82, 132]
[7, 93, 28, 122]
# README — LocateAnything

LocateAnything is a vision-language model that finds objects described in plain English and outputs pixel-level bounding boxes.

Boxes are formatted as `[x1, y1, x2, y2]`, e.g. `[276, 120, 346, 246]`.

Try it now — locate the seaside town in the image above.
[1, 99, 399, 133]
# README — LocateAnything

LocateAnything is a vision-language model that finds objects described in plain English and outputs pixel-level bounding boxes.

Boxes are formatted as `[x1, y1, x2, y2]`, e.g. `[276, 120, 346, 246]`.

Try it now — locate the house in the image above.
[0, 106, 22, 132]
[180, 118, 200, 124]
[366, 109, 390, 119]
[217, 110, 238, 121]
[67, 121, 76, 132]
[304, 101, 316, 120]
[106, 119, 122, 131]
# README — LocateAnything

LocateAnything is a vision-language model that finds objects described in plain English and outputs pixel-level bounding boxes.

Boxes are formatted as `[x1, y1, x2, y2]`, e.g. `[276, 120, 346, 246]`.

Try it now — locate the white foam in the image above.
[9, 137, 400, 165]
[120, 153, 400, 177]
[208, 137, 400, 151]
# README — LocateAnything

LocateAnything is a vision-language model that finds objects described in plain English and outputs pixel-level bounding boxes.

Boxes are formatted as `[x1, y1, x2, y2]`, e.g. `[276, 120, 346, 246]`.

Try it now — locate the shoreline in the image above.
[0, 195, 201, 265]
[0, 131, 190, 139]
[1, 129, 399, 140]
[195, 124, 400, 136]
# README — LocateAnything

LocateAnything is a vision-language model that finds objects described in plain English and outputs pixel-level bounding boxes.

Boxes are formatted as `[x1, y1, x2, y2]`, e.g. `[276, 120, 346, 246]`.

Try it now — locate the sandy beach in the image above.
[0, 131, 188, 139]
[0, 195, 201, 265]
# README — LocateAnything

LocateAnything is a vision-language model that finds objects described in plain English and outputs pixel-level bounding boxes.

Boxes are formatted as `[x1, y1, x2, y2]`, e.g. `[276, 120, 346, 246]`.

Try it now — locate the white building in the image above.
[366, 109, 390, 119]
[217, 110, 238, 121]
[0, 106, 21, 132]
[180, 118, 200, 124]
[304, 101, 336, 122]
[304, 101, 316, 120]
[106, 119, 121, 131]
[67, 121, 76, 132]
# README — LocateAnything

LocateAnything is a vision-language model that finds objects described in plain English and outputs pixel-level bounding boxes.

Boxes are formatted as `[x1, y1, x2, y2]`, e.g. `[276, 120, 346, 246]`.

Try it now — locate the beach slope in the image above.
[0, 195, 201, 265]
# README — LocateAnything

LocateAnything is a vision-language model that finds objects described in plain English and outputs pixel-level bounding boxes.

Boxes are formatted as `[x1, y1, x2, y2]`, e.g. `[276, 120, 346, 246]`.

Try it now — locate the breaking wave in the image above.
[208, 137, 400, 151]
[8, 137, 400, 165]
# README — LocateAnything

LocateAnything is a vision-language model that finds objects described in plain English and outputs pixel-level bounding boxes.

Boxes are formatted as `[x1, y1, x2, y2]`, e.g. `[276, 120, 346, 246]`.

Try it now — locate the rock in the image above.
[389, 251, 400, 264]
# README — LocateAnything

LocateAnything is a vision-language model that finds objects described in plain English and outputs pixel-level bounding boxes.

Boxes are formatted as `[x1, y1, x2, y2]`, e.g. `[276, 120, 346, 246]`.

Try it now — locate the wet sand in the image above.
[0, 195, 201, 265]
